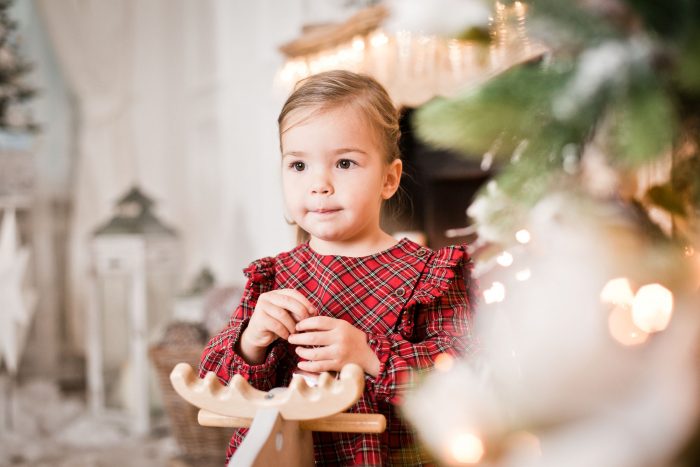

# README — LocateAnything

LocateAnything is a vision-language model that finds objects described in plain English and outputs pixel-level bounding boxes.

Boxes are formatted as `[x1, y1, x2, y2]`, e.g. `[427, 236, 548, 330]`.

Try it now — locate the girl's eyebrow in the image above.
[283, 148, 368, 157]
[333, 147, 368, 156]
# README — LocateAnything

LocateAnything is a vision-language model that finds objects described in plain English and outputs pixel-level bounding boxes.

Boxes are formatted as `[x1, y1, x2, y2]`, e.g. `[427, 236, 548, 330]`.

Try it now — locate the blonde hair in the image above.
[278, 70, 402, 244]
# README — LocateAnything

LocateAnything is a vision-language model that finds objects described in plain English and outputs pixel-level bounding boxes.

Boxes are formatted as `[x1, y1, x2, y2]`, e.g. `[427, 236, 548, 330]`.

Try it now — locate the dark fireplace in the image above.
[382, 108, 493, 249]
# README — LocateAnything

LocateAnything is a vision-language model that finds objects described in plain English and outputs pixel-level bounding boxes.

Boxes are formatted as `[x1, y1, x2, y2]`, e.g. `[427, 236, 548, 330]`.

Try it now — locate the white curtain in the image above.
[37, 0, 305, 350]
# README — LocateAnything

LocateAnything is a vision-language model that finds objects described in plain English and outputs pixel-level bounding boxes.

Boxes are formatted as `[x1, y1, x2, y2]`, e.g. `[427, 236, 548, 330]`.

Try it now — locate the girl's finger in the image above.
[295, 316, 336, 332]
[277, 289, 317, 313]
[288, 330, 333, 346]
[266, 291, 315, 322]
[297, 359, 337, 373]
[265, 318, 290, 341]
[262, 303, 298, 336]
[294, 344, 334, 362]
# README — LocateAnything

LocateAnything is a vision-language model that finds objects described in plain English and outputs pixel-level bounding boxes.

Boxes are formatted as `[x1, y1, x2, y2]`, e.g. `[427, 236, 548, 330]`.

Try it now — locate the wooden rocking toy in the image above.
[170, 363, 386, 466]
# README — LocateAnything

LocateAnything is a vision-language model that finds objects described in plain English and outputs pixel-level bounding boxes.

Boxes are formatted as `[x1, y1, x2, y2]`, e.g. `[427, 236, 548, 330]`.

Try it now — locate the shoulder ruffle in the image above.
[242, 256, 276, 283]
[408, 244, 472, 306]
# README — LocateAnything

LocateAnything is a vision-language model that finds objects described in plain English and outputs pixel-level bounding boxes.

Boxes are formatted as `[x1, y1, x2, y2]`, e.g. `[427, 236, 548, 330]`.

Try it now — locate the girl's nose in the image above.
[311, 183, 332, 195]
[310, 171, 333, 195]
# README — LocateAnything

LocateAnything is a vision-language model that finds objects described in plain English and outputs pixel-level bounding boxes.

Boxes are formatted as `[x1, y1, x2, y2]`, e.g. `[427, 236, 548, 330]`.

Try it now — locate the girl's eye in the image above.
[289, 161, 306, 171]
[336, 159, 355, 169]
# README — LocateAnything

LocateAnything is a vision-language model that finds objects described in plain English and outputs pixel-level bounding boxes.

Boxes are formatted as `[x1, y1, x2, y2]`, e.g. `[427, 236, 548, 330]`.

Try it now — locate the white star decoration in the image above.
[0, 208, 37, 375]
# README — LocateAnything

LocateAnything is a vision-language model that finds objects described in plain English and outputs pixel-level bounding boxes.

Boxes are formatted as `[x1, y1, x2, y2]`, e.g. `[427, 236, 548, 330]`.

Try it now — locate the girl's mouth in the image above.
[311, 208, 341, 214]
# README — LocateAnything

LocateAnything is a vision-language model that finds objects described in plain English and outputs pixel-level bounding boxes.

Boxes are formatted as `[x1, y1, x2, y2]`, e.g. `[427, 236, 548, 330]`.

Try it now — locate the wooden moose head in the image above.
[170, 363, 386, 466]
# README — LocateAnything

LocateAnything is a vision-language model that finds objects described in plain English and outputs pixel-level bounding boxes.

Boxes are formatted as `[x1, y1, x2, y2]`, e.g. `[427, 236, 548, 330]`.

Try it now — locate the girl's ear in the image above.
[381, 159, 403, 200]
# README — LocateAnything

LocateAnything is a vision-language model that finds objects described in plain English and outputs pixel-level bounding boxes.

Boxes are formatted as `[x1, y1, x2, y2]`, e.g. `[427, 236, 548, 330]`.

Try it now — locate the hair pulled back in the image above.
[278, 70, 401, 164]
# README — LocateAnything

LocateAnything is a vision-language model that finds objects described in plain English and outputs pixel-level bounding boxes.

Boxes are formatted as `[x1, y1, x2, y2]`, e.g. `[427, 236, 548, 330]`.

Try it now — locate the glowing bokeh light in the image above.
[449, 432, 485, 464]
[370, 30, 389, 47]
[483, 281, 506, 304]
[496, 251, 514, 267]
[515, 268, 531, 281]
[515, 229, 531, 244]
[434, 352, 455, 372]
[600, 277, 635, 307]
[632, 283, 674, 333]
[352, 36, 365, 51]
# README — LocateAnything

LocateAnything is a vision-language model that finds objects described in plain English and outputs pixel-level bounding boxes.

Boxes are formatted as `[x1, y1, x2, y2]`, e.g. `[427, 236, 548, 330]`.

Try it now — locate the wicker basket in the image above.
[150, 322, 232, 465]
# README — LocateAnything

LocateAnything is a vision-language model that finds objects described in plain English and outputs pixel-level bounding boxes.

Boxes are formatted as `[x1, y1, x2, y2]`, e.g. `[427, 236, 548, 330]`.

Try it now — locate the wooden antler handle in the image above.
[170, 363, 366, 420]
[198, 410, 386, 433]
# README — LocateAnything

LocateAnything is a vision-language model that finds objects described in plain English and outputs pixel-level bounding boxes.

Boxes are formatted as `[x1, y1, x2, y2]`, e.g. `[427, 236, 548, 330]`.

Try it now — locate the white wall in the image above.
[15, 0, 358, 369]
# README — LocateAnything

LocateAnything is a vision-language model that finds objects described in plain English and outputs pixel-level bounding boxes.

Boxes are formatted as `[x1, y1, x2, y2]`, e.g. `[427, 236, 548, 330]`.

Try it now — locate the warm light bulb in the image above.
[600, 277, 634, 307]
[370, 31, 389, 48]
[496, 251, 513, 267]
[278, 59, 309, 84]
[434, 353, 455, 372]
[449, 432, 485, 464]
[632, 283, 674, 333]
[608, 304, 649, 346]
[515, 229, 531, 244]
[352, 36, 365, 52]
[483, 281, 506, 304]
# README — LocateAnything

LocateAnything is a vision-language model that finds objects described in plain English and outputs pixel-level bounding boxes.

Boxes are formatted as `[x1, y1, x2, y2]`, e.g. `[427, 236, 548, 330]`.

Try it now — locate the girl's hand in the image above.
[239, 289, 316, 364]
[288, 316, 380, 377]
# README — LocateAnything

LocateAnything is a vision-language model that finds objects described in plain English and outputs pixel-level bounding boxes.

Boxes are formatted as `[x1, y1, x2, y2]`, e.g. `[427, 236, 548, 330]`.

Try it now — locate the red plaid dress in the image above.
[200, 237, 477, 466]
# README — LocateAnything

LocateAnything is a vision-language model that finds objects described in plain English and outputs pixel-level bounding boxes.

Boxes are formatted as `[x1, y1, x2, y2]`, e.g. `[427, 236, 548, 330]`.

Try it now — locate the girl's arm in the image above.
[199, 282, 294, 391]
[365, 265, 477, 405]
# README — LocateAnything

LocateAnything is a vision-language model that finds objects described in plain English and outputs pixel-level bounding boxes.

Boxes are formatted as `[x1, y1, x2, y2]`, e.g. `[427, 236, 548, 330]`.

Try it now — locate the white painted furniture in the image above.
[88, 186, 180, 435]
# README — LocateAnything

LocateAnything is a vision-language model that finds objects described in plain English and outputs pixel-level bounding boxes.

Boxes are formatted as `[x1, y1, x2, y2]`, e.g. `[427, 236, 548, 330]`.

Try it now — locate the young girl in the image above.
[200, 70, 477, 466]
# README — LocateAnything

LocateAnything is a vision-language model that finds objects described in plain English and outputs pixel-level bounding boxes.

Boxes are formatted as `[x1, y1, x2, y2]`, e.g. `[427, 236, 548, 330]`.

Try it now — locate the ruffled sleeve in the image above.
[407, 244, 473, 305]
[365, 244, 478, 404]
[242, 257, 275, 283]
[199, 256, 292, 391]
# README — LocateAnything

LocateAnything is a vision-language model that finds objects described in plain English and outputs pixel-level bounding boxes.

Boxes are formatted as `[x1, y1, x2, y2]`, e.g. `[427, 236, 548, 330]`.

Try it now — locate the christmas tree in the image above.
[414, 0, 700, 245]
[0, 0, 36, 133]
[388, 0, 700, 465]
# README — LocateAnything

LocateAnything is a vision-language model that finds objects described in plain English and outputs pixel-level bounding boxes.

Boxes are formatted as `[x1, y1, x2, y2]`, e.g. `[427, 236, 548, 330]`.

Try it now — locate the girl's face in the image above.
[281, 104, 401, 254]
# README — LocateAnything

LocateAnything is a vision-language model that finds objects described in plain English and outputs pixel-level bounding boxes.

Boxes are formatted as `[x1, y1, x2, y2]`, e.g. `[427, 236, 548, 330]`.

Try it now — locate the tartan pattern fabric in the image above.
[199, 238, 477, 466]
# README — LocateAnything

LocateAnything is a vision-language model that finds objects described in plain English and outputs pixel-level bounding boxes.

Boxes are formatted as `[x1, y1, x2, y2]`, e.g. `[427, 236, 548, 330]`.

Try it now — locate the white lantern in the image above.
[88, 186, 180, 435]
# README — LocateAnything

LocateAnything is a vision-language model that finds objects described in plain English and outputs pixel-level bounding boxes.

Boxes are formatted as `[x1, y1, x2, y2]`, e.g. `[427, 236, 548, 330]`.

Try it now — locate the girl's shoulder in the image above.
[241, 243, 309, 282]
[423, 242, 471, 269]
[411, 242, 474, 303]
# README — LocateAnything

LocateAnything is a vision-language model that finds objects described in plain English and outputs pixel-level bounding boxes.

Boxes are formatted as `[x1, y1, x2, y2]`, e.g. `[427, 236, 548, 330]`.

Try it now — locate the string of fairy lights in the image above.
[275, 1, 545, 107]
